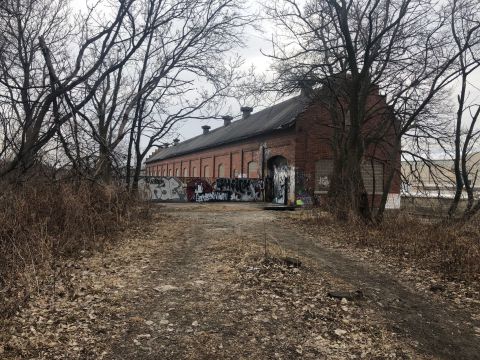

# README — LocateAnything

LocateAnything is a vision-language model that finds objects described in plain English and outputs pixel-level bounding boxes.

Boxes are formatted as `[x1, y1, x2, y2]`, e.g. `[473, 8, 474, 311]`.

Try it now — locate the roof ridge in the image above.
[146, 94, 309, 164]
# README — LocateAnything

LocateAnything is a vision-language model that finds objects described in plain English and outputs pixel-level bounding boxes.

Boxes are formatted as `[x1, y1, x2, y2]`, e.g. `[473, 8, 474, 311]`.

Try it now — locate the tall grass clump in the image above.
[363, 213, 480, 280]
[0, 179, 147, 317]
[297, 209, 480, 280]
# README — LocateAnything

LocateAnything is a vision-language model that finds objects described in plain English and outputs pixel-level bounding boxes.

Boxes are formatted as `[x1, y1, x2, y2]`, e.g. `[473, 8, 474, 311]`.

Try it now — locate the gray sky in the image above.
[71, 0, 480, 160]
[172, 6, 276, 143]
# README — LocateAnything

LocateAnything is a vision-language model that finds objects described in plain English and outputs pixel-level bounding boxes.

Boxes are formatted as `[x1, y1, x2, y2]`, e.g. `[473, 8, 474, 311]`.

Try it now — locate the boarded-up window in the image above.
[183, 168, 188, 177]
[315, 159, 334, 192]
[203, 165, 210, 177]
[163, 169, 167, 176]
[175, 168, 179, 177]
[192, 167, 197, 177]
[217, 164, 225, 177]
[248, 161, 258, 178]
[169, 169, 172, 176]
[315, 159, 384, 194]
[361, 160, 384, 194]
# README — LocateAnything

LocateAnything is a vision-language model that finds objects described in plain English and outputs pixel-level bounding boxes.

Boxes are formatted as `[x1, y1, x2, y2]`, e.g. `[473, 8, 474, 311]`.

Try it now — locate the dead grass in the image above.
[294, 210, 480, 281]
[0, 206, 423, 359]
[0, 179, 148, 318]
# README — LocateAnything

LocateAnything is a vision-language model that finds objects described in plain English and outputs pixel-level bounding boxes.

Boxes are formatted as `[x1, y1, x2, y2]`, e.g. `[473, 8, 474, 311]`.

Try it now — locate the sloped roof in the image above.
[146, 95, 309, 163]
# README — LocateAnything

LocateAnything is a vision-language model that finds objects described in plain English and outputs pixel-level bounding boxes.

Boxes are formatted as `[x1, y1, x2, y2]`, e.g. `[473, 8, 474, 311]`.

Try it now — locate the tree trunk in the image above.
[328, 140, 371, 221]
[376, 140, 401, 223]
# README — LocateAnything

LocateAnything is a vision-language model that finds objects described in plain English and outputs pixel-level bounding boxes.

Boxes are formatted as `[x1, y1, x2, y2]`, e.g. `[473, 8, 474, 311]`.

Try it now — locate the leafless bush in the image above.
[0, 179, 148, 317]
[364, 214, 480, 279]
[298, 209, 479, 280]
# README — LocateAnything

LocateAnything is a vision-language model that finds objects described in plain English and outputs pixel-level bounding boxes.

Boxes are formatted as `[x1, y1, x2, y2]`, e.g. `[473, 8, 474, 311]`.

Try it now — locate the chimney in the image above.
[222, 115, 233, 126]
[173, 138, 180, 146]
[240, 106, 253, 119]
[202, 125, 211, 134]
[163, 142, 170, 148]
[299, 79, 316, 98]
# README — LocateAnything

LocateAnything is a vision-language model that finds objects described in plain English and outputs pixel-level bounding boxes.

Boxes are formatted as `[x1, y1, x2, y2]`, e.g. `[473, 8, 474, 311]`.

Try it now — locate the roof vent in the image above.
[298, 79, 316, 98]
[173, 138, 180, 146]
[240, 106, 253, 119]
[202, 125, 211, 134]
[222, 115, 233, 126]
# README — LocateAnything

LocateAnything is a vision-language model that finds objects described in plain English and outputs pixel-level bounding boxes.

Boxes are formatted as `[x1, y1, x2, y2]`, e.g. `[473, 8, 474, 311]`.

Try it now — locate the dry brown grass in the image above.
[296, 210, 480, 281]
[0, 179, 148, 318]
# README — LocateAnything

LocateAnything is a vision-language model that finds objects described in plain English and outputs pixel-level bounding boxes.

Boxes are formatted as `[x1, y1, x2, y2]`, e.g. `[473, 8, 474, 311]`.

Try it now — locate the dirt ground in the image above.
[1, 203, 479, 359]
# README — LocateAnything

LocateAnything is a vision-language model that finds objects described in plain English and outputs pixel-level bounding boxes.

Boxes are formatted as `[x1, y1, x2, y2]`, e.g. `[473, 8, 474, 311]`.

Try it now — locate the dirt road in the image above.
[3, 203, 479, 359]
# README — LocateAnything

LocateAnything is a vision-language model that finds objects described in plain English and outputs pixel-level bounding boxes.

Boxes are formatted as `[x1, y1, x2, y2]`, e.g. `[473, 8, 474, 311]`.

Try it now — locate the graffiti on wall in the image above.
[295, 170, 314, 207]
[273, 164, 289, 204]
[140, 176, 264, 203]
[215, 178, 263, 201]
[317, 176, 330, 190]
[187, 178, 214, 202]
[140, 176, 186, 202]
[186, 177, 263, 202]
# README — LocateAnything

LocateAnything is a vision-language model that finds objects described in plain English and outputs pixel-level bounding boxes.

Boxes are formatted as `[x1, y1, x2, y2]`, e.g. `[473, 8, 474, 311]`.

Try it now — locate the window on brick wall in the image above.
[175, 168, 179, 177]
[233, 169, 239, 178]
[217, 164, 225, 177]
[315, 159, 334, 193]
[203, 165, 210, 177]
[163, 169, 166, 176]
[247, 161, 258, 178]
[169, 169, 172, 176]
[315, 159, 384, 194]
[361, 160, 384, 194]
[192, 167, 197, 177]
[183, 168, 188, 177]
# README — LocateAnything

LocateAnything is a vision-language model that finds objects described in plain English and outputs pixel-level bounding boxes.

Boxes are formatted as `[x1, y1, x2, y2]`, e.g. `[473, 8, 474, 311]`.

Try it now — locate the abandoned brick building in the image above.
[144, 87, 401, 207]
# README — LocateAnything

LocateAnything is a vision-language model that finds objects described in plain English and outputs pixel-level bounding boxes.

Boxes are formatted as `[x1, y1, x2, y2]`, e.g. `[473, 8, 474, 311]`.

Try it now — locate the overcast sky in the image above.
[71, 0, 480, 160]
[172, 3, 277, 144]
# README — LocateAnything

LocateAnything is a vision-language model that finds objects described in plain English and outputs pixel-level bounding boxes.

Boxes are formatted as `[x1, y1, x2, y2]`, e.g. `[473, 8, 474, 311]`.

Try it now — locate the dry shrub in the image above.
[0, 179, 148, 317]
[364, 214, 480, 280]
[296, 209, 479, 280]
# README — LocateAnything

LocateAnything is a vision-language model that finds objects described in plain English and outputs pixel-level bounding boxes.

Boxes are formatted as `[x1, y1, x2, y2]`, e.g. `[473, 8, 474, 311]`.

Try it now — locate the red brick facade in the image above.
[146, 130, 296, 180]
[145, 93, 401, 206]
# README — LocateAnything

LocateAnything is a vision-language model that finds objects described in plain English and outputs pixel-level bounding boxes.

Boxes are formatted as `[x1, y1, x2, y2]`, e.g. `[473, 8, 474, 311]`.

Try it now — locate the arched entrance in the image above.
[267, 156, 289, 204]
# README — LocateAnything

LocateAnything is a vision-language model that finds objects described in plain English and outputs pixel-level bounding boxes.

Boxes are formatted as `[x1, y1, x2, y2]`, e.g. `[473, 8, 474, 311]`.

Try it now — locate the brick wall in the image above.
[294, 92, 401, 200]
[145, 129, 297, 181]
[145, 91, 401, 205]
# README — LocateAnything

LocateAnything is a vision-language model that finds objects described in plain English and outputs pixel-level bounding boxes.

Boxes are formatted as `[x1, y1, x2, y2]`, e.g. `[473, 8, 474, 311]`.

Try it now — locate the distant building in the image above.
[402, 153, 480, 198]
[145, 88, 401, 206]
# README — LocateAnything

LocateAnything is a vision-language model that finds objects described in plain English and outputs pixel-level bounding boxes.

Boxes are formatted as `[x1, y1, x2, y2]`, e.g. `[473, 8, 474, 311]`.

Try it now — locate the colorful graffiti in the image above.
[186, 178, 214, 202]
[186, 177, 263, 202]
[295, 170, 314, 207]
[140, 177, 186, 202]
[140, 176, 265, 203]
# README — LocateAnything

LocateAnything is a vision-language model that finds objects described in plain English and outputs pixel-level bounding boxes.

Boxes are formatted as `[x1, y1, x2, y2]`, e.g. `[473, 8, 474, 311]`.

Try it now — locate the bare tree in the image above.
[265, 0, 480, 221]
[0, 0, 170, 179]
[448, 0, 480, 217]
[113, 0, 251, 190]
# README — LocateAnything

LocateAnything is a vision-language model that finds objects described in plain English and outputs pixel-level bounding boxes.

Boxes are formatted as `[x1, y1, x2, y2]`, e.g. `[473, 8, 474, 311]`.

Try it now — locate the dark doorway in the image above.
[266, 156, 289, 204]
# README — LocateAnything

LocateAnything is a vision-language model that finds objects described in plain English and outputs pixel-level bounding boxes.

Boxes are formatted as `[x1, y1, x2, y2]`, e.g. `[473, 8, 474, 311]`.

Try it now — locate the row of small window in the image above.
[148, 161, 258, 178]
